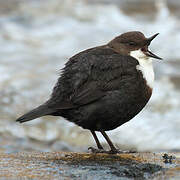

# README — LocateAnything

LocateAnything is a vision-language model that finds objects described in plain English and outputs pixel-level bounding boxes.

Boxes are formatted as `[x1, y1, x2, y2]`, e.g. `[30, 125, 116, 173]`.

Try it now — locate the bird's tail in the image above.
[16, 104, 53, 123]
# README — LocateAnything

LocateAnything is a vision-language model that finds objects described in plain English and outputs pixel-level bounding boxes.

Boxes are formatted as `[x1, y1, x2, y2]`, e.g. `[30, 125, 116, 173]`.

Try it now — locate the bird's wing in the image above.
[48, 47, 138, 109]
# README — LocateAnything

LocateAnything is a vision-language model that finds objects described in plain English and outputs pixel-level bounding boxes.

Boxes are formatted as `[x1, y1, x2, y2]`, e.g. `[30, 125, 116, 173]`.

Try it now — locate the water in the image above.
[0, 0, 180, 152]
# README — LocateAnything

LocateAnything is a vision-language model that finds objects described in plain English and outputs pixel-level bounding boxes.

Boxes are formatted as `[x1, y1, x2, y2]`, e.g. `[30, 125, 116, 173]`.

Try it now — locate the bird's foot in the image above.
[88, 147, 120, 154]
[88, 147, 107, 153]
[88, 147, 137, 154]
[109, 149, 137, 154]
[88, 147, 121, 154]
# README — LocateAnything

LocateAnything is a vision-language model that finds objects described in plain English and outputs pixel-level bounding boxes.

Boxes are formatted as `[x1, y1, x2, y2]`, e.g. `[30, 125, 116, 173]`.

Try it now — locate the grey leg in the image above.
[90, 130, 104, 149]
[100, 131, 118, 153]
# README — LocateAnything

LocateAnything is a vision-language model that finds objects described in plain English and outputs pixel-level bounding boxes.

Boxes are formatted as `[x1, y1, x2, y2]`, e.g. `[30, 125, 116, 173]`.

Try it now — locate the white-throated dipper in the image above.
[16, 31, 162, 154]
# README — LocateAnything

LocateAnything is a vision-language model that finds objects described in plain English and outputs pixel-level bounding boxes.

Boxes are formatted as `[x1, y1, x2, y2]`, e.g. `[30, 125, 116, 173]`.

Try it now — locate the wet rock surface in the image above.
[0, 0, 180, 154]
[0, 152, 179, 179]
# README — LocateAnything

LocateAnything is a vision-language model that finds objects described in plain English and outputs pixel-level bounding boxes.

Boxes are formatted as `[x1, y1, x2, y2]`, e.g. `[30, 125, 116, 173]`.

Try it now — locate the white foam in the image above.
[1, 0, 180, 151]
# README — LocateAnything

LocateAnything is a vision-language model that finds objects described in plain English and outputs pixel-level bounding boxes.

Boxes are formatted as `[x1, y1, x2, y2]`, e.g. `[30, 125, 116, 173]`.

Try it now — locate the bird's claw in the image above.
[88, 147, 120, 154]
[109, 149, 137, 154]
[88, 147, 137, 154]
[88, 147, 106, 153]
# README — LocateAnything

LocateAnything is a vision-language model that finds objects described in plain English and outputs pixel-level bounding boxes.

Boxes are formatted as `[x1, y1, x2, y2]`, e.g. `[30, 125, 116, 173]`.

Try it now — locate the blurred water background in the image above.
[0, 0, 180, 153]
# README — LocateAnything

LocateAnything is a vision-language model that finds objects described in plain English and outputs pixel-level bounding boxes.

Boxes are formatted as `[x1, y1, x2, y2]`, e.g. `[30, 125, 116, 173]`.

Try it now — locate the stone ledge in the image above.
[0, 152, 179, 179]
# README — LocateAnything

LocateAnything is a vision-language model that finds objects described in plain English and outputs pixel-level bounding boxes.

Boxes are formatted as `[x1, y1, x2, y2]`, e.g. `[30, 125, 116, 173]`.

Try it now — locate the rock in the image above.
[86, 0, 157, 20]
[167, 0, 180, 18]
[0, 152, 179, 179]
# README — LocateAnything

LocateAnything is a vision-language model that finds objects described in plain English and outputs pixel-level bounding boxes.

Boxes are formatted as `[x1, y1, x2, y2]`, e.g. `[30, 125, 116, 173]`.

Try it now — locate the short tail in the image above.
[16, 104, 53, 123]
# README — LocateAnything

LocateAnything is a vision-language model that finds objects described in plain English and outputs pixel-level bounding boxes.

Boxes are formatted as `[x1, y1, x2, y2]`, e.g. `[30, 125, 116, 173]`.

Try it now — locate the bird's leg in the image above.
[88, 130, 105, 153]
[91, 130, 104, 149]
[100, 131, 119, 154]
[100, 131, 137, 154]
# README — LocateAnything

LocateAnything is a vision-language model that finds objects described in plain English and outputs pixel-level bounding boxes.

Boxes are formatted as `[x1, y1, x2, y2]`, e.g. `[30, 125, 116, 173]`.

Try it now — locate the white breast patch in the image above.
[130, 49, 154, 89]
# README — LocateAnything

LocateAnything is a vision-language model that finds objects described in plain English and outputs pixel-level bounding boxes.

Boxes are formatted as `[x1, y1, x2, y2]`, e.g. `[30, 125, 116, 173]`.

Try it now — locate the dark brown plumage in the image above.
[16, 31, 162, 153]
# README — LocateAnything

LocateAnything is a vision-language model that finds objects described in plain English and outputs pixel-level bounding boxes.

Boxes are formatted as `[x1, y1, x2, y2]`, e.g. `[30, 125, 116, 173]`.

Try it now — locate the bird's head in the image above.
[108, 31, 162, 60]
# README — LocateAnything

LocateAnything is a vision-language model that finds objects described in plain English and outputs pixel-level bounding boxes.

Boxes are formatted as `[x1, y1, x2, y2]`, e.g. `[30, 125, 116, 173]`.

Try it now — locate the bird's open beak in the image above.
[144, 33, 162, 60]
[145, 49, 162, 60]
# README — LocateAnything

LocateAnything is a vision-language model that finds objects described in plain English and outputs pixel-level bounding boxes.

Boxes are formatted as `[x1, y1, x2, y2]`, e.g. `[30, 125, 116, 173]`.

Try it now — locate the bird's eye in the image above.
[128, 42, 136, 46]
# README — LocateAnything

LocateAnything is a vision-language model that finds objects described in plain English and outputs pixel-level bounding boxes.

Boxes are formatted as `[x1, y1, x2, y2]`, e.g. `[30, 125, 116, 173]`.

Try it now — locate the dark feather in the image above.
[16, 105, 53, 123]
[48, 46, 139, 109]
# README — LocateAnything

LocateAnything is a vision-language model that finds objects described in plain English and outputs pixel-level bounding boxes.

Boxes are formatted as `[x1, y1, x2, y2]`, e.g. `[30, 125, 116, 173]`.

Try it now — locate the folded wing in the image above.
[47, 47, 139, 109]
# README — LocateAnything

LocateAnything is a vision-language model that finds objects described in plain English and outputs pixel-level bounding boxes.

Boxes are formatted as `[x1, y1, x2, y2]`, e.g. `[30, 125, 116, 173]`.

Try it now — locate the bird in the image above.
[16, 31, 162, 154]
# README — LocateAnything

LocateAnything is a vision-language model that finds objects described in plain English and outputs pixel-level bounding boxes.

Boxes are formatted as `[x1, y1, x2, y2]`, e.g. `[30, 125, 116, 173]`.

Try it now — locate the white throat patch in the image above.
[130, 49, 154, 88]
